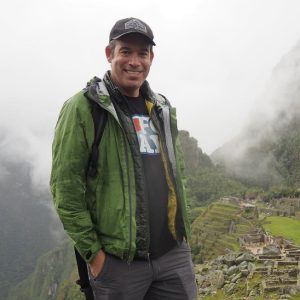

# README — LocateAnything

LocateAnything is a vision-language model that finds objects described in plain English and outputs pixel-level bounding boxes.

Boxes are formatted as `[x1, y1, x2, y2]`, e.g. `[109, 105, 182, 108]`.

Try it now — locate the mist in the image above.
[211, 40, 300, 186]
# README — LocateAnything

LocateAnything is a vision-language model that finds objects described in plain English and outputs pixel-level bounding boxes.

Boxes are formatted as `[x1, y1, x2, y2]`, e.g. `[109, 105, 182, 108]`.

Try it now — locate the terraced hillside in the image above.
[191, 200, 257, 262]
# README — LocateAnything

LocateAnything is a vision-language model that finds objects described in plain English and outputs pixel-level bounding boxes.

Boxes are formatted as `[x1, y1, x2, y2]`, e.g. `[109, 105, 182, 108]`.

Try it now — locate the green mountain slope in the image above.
[8, 240, 83, 300]
[179, 130, 246, 207]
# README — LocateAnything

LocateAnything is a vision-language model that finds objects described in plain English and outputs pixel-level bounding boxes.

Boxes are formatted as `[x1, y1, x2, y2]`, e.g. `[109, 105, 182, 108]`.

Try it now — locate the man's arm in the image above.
[50, 97, 102, 263]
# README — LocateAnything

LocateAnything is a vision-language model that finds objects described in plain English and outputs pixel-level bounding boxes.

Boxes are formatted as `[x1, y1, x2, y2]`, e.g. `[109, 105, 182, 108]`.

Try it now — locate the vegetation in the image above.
[263, 216, 300, 246]
[179, 131, 247, 208]
[262, 185, 300, 201]
[187, 166, 246, 207]
[8, 241, 84, 300]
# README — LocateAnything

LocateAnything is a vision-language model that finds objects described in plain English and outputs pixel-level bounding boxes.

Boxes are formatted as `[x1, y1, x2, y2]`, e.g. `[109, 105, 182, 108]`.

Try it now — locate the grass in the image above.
[263, 216, 300, 246]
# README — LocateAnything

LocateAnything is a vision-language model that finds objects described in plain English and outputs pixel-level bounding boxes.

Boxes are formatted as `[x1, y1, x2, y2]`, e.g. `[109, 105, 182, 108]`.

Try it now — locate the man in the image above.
[50, 17, 197, 300]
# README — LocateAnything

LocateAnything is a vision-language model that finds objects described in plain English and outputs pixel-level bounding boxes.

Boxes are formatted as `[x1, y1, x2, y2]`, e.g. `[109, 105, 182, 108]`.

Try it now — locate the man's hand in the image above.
[89, 249, 106, 278]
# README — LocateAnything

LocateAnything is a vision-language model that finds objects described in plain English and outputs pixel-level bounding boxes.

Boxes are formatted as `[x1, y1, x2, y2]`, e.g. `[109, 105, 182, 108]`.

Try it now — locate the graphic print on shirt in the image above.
[132, 115, 160, 155]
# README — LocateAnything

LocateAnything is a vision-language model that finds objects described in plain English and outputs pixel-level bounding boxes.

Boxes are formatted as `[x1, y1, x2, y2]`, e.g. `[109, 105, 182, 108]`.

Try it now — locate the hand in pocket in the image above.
[89, 249, 106, 278]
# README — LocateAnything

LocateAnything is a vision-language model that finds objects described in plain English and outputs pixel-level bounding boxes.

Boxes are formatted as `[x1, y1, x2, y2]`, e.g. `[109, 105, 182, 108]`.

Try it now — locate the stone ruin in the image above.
[256, 251, 300, 297]
[263, 197, 300, 217]
[239, 231, 275, 255]
[241, 232, 300, 297]
[195, 232, 300, 299]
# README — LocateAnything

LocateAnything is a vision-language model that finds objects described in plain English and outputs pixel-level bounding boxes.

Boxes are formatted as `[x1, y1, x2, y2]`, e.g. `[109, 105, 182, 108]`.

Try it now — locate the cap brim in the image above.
[111, 31, 156, 46]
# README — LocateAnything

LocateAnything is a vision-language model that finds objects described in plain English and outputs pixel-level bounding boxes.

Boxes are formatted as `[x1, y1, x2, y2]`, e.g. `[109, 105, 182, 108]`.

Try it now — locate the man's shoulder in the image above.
[154, 93, 171, 107]
[59, 89, 92, 118]
[65, 90, 88, 108]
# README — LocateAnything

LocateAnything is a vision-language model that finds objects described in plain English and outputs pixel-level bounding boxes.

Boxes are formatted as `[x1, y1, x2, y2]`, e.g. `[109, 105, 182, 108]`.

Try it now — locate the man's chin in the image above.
[120, 83, 142, 97]
[125, 80, 142, 89]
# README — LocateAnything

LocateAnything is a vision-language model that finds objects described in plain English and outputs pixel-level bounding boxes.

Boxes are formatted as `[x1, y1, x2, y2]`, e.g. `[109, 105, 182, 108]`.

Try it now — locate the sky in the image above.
[1, 0, 300, 186]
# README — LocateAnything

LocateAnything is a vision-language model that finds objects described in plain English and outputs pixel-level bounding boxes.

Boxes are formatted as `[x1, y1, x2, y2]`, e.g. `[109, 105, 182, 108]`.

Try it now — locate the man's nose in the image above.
[128, 53, 140, 67]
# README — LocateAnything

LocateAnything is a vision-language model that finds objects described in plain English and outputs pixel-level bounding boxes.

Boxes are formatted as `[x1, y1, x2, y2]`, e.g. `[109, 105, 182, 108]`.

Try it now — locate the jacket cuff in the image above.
[78, 240, 102, 263]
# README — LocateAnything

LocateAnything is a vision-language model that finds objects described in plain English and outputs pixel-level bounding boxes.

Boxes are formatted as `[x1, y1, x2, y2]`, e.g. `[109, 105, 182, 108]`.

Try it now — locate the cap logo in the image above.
[124, 19, 147, 33]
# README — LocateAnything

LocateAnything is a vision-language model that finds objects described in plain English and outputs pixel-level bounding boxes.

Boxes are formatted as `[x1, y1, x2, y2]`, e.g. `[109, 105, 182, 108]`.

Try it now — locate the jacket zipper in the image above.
[150, 107, 180, 240]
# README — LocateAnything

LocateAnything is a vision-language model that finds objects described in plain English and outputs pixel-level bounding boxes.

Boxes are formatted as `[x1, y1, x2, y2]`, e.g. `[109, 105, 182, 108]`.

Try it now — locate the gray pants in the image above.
[90, 241, 197, 300]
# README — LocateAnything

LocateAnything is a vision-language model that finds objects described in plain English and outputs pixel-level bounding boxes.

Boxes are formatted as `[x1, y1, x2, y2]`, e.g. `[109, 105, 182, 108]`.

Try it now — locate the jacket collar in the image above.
[85, 72, 170, 112]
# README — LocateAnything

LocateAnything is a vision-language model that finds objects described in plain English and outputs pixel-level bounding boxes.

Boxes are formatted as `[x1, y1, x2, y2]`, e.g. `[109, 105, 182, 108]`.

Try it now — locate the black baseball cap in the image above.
[109, 17, 156, 46]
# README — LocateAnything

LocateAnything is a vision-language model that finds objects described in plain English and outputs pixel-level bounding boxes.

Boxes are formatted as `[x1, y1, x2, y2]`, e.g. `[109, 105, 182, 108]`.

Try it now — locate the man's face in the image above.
[105, 34, 154, 97]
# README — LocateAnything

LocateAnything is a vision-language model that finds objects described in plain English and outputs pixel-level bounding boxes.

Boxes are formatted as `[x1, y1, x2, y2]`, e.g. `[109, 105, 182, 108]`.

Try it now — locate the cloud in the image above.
[0, 121, 52, 191]
[211, 40, 300, 186]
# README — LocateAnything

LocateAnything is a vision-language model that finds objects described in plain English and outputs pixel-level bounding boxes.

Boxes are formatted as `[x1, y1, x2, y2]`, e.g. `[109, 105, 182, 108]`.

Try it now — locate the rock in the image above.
[223, 253, 238, 266]
[224, 282, 236, 294]
[196, 269, 225, 292]
[227, 265, 238, 276]
[222, 264, 228, 273]
[194, 264, 202, 273]
[263, 244, 281, 255]
[247, 262, 256, 274]
[195, 274, 205, 286]
[241, 269, 249, 276]
[238, 261, 248, 270]
[236, 252, 255, 262]
[215, 255, 224, 264]
[198, 287, 210, 295]
[209, 270, 225, 289]
[231, 272, 242, 283]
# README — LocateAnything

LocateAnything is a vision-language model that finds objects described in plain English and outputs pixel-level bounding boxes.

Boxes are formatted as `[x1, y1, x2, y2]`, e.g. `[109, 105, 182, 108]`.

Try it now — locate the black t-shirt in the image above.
[125, 95, 176, 258]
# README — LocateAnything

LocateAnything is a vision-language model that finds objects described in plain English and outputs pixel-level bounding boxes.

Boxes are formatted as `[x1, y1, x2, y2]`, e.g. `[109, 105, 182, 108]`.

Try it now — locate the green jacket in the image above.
[50, 75, 190, 263]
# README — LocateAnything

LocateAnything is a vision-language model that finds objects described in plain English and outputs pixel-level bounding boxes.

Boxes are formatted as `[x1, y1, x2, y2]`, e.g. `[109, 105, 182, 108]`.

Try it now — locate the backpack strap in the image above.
[87, 99, 107, 178]
[83, 77, 108, 178]
[73, 78, 107, 300]
[74, 247, 94, 300]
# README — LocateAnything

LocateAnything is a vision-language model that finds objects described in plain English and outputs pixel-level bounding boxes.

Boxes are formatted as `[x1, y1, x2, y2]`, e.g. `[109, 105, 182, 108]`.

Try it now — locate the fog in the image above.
[210, 40, 300, 186]
[1, 0, 300, 189]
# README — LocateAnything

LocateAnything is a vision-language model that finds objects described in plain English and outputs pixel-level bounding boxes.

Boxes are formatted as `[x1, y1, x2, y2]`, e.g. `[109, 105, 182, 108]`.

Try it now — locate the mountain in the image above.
[7, 241, 83, 300]
[0, 130, 62, 300]
[211, 42, 300, 189]
[179, 130, 246, 207]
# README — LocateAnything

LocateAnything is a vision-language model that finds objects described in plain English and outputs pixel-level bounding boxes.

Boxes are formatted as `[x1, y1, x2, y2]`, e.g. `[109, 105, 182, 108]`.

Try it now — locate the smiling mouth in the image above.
[124, 70, 142, 75]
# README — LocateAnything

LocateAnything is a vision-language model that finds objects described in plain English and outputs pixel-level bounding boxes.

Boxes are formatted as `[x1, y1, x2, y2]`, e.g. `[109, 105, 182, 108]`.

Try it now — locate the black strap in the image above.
[87, 100, 107, 177]
[74, 247, 94, 300]
[74, 78, 107, 299]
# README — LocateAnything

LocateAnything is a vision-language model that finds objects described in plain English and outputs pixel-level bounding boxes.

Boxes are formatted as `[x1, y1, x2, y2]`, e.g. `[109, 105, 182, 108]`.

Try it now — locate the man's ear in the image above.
[150, 51, 154, 63]
[105, 46, 112, 63]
